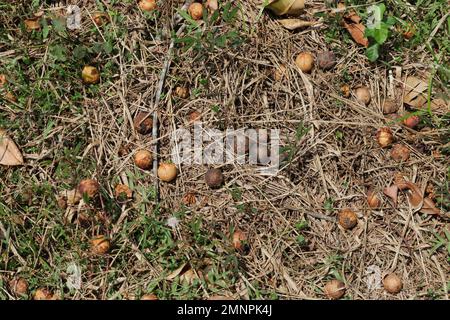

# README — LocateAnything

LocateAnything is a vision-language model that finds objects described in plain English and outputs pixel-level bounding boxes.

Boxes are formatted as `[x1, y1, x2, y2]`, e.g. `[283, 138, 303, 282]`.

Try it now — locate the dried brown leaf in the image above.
[392, 175, 441, 214]
[24, 18, 41, 31]
[393, 173, 409, 190]
[343, 21, 369, 47]
[283, 269, 299, 293]
[0, 74, 6, 87]
[406, 184, 423, 208]
[383, 185, 398, 207]
[341, 10, 368, 47]
[278, 19, 317, 30]
[394, 179, 423, 208]
[166, 263, 187, 280]
[59, 189, 82, 206]
[420, 197, 441, 215]
[344, 10, 362, 24]
[180, 269, 201, 285]
[0, 130, 24, 166]
[403, 76, 428, 108]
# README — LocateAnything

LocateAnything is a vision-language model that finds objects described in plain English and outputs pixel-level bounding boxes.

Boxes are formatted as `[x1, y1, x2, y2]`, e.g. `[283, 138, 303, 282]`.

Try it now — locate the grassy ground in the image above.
[0, 0, 449, 300]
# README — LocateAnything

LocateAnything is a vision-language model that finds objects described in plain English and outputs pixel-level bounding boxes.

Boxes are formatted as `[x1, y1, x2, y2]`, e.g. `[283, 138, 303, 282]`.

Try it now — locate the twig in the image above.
[152, 3, 189, 202]
[284, 205, 335, 222]
[391, 206, 415, 271]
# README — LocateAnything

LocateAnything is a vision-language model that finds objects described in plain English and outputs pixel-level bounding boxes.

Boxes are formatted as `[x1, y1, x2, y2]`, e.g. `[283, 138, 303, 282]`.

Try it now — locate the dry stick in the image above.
[391, 206, 415, 271]
[152, 15, 187, 202]
[150, 6, 210, 298]
[151, 48, 168, 202]
[284, 205, 335, 222]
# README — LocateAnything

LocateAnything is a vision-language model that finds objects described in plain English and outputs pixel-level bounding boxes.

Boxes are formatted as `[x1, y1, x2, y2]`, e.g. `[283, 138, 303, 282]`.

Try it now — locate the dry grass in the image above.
[0, 0, 448, 300]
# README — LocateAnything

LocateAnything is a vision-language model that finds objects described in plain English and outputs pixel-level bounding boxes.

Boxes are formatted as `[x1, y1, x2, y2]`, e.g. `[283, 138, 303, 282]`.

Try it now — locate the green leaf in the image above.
[103, 40, 113, 54]
[92, 43, 104, 54]
[366, 43, 380, 62]
[223, 2, 239, 23]
[177, 9, 199, 28]
[73, 45, 87, 60]
[445, 229, 450, 241]
[214, 34, 226, 48]
[324, 198, 334, 211]
[385, 16, 396, 27]
[296, 234, 307, 245]
[174, 36, 196, 51]
[50, 45, 67, 62]
[332, 270, 344, 282]
[211, 104, 220, 113]
[447, 16, 450, 34]
[52, 18, 66, 34]
[295, 122, 310, 140]
[258, 0, 270, 21]
[209, 7, 220, 24]
[377, 3, 386, 18]
[43, 120, 54, 139]
[373, 27, 388, 44]
[295, 220, 308, 231]
[364, 27, 375, 38]
[42, 20, 50, 39]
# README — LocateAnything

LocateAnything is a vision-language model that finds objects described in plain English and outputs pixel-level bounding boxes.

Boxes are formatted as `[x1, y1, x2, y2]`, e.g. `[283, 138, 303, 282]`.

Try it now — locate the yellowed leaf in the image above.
[180, 269, 201, 285]
[278, 19, 318, 30]
[383, 185, 398, 207]
[285, 0, 304, 15]
[0, 129, 24, 166]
